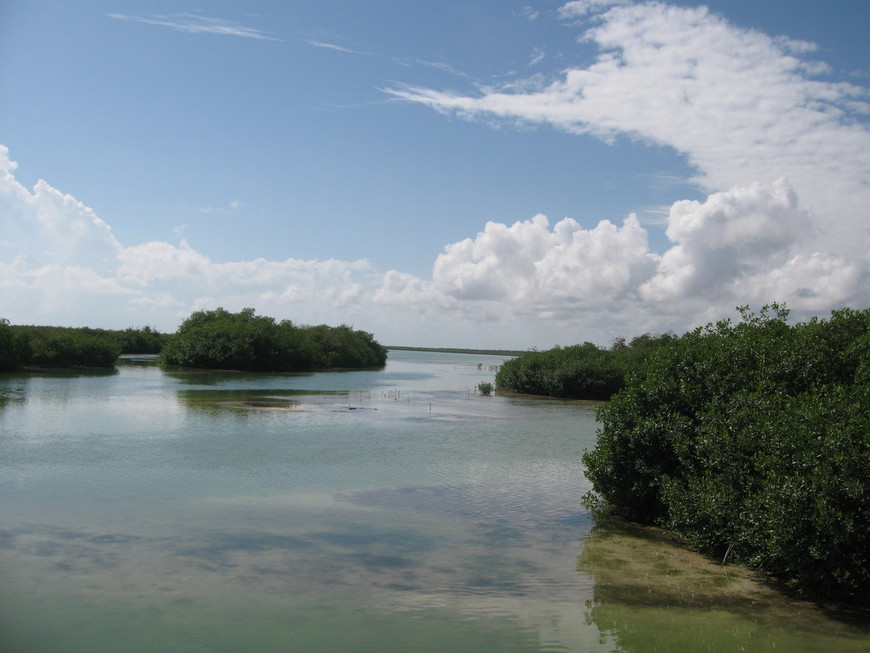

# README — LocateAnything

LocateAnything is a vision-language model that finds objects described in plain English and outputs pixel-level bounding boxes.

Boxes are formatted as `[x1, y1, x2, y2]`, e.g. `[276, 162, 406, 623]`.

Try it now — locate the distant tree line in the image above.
[1, 308, 388, 373]
[0, 321, 167, 370]
[495, 333, 676, 400]
[583, 305, 869, 605]
[158, 308, 388, 371]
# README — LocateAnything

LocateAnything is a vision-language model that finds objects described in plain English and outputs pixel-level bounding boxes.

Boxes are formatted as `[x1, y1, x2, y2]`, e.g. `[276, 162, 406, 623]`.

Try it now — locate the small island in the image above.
[158, 307, 387, 371]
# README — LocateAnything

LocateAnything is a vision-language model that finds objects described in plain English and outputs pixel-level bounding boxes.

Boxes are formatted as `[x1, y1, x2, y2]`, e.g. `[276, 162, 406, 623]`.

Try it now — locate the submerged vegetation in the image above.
[0, 320, 167, 370]
[495, 333, 676, 400]
[159, 307, 388, 371]
[583, 304, 869, 606]
[578, 515, 870, 651]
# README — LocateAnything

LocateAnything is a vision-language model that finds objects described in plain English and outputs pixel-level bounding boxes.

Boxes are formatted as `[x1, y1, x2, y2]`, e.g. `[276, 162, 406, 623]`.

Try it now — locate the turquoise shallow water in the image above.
[1, 350, 867, 652]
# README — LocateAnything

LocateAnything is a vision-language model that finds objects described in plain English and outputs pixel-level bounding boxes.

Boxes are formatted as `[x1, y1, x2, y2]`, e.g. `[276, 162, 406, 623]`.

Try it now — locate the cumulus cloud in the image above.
[377, 178, 860, 324]
[0, 146, 122, 273]
[640, 180, 812, 300]
[430, 213, 657, 307]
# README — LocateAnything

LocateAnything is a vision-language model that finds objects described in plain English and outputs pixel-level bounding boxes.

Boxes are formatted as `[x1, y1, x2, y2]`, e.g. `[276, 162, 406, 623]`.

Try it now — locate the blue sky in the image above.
[1, 0, 868, 348]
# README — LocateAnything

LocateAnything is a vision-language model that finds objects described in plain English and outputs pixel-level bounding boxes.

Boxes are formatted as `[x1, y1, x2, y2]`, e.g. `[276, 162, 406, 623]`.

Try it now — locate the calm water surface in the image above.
[0, 350, 866, 652]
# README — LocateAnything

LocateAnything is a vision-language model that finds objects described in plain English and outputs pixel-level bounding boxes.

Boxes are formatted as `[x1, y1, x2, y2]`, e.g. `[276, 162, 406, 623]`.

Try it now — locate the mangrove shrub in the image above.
[0, 322, 130, 369]
[583, 305, 870, 604]
[159, 308, 387, 371]
[495, 334, 675, 400]
[0, 320, 18, 371]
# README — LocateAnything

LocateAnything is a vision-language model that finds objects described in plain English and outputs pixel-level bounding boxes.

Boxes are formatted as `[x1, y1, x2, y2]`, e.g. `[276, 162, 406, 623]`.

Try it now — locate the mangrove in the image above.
[158, 307, 387, 372]
[583, 304, 869, 606]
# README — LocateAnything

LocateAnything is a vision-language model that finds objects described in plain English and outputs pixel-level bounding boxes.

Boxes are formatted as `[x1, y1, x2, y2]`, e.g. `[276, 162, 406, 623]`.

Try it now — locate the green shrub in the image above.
[583, 305, 870, 605]
[159, 308, 387, 372]
[4, 324, 121, 368]
[113, 326, 169, 354]
[0, 322, 169, 370]
[0, 319, 18, 371]
[495, 334, 674, 400]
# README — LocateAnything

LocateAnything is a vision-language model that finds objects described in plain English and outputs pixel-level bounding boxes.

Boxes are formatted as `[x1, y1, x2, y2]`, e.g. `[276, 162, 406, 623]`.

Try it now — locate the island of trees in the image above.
[0, 320, 166, 370]
[158, 308, 387, 371]
[0, 308, 387, 372]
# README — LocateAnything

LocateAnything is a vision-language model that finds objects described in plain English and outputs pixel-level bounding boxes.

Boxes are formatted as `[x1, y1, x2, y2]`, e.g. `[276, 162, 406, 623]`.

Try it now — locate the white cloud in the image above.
[198, 200, 243, 214]
[640, 179, 812, 300]
[0, 146, 378, 332]
[0, 139, 864, 347]
[305, 40, 367, 55]
[107, 13, 281, 41]
[0, 146, 122, 273]
[557, 0, 631, 20]
[529, 47, 546, 67]
[430, 213, 657, 307]
[516, 7, 541, 22]
[381, 178, 861, 326]
[416, 60, 473, 79]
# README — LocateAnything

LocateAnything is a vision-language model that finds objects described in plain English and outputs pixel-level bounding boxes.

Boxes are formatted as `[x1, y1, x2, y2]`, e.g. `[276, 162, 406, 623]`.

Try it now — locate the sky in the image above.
[1, 0, 868, 349]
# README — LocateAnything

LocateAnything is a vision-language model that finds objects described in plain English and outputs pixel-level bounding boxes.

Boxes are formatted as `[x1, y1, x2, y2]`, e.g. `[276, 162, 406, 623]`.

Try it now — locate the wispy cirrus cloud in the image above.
[305, 39, 370, 55]
[198, 200, 243, 215]
[306, 37, 473, 80]
[416, 60, 473, 79]
[107, 12, 282, 41]
[515, 7, 541, 22]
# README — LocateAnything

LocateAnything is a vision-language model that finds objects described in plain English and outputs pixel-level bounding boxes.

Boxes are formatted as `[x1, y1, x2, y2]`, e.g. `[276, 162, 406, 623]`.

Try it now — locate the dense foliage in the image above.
[0, 321, 167, 369]
[495, 334, 675, 400]
[159, 308, 387, 371]
[112, 326, 168, 354]
[0, 320, 19, 372]
[583, 305, 869, 605]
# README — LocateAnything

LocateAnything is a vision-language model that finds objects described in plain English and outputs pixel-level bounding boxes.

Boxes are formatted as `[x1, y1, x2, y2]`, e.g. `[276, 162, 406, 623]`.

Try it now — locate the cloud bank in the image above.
[0, 145, 375, 333]
[3, 1, 868, 348]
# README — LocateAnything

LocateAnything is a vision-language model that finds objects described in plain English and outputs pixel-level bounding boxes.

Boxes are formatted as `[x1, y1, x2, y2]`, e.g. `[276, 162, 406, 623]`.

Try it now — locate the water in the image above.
[0, 350, 866, 652]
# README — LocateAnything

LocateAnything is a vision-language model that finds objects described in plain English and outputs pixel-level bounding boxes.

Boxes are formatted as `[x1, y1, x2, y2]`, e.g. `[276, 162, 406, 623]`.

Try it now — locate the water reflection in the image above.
[0, 385, 24, 407]
[176, 387, 338, 414]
